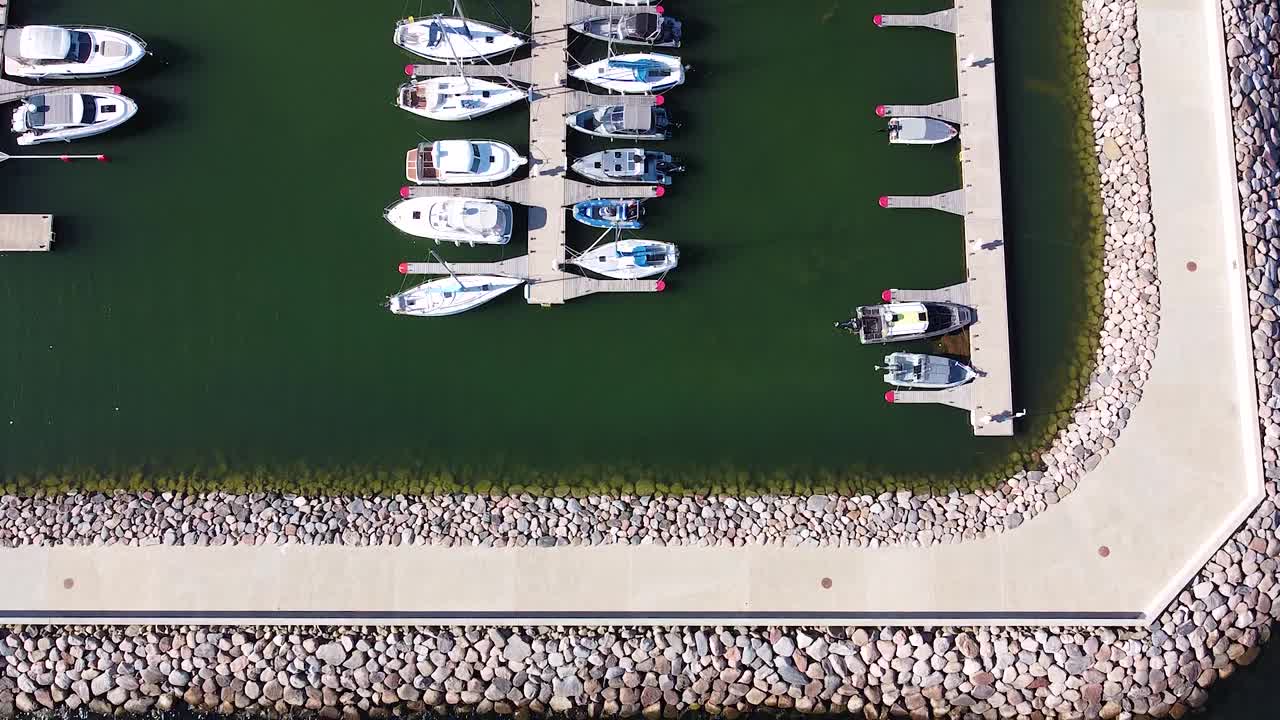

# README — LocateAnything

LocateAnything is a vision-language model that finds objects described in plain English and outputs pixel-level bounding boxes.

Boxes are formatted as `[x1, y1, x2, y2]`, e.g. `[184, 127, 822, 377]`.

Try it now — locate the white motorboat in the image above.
[572, 148, 682, 185]
[396, 77, 525, 121]
[887, 117, 958, 145]
[384, 196, 513, 246]
[567, 239, 677, 280]
[2, 25, 146, 79]
[393, 16, 524, 62]
[836, 301, 974, 344]
[11, 91, 137, 146]
[389, 275, 522, 317]
[405, 139, 526, 184]
[879, 352, 976, 389]
[574, 12, 682, 47]
[570, 53, 684, 94]
[566, 104, 671, 140]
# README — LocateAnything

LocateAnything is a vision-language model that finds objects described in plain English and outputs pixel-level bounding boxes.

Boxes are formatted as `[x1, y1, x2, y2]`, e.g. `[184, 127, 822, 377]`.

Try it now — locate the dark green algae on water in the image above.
[0, 0, 1100, 495]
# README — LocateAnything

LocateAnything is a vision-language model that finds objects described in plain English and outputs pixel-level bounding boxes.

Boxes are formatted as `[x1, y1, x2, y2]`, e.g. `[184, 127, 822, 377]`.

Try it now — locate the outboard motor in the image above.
[834, 318, 861, 333]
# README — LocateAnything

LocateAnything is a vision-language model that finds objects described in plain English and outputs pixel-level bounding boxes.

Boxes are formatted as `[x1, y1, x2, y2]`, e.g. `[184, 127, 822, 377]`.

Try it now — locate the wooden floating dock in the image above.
[399, 256, 661, 299]
[877, 98, 961, 125]
[878, 0, 1015, 437]
[0, 214, 52, 251]
[880, 190, 966, 216]
[401, 180, 660, 205]
[873, 10, 957, 34]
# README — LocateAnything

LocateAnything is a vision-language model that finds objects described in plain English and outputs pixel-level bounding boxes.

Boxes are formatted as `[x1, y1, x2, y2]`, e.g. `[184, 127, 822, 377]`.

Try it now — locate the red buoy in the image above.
[878, 196, 890, 208]
[654, 186, 666, 197]
[398, 262, 410, 274]
[875, 104, 887, 117]
[59, 155, 70, 163]
[873, 14, 883, 26]
[399, 186, 411, 199]
[655, 5, 665, 14]
[884, 391, 896, 404]
[654, 94, 665, 106]
[655, 279, 666, 292]
[404, 64, 415, 76]
[881, 289, 893, 302]
[96, 155, 109, 163]
[111, 85, 122, 95]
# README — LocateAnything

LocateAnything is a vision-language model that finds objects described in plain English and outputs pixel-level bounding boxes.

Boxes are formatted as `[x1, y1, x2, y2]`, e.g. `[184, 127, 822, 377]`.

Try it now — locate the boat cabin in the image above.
[23, 94, 103, 130]
[593, 149, 643, 179]
[4, 27, 90, 64]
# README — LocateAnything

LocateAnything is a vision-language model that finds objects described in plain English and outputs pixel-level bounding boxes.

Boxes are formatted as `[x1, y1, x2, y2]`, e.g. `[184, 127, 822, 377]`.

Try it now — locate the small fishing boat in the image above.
[384, 196, 513, 246]
[835, 301, 974, 344]
[574, 12, 682, 47]
[405, 139, 526, 184]
[393, 16, 524, 62]
[570, 53, 685, 94]
[572, 149, 682, 185]
[389, 275, 522, 317]
[397, 77, 525, 121]
[572, 198, 644, 229]
[567, 239, 678, 279]
[566, 104, 671, 140]
[887, 117, 958, 145]
[879, 352, 976, 389]
[2, 25, 146, 79]
[11, 91, 137, 146]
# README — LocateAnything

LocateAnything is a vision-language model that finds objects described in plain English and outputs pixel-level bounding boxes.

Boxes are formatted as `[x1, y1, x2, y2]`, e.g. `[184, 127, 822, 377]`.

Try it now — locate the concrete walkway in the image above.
[0, 0, 1263, 626]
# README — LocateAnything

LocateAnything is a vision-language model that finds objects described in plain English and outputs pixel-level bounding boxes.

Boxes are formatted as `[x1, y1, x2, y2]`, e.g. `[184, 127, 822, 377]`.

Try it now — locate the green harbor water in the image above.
[0, 0, 1097, 493]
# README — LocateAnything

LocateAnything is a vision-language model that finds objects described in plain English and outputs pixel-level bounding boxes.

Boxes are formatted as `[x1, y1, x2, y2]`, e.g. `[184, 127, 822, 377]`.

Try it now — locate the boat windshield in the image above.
[68, 31, 93, 63]
[471, 145, 483, 172]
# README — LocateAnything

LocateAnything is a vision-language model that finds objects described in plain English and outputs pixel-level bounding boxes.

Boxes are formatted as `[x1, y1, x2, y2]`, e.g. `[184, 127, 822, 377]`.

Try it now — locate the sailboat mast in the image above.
[430, 249, 469, 291]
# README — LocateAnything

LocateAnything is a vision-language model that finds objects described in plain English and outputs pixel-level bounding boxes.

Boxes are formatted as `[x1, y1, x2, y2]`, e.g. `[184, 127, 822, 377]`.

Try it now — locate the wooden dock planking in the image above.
[954, 0, 1014, 437]
[0, 214, 52, 251]
[877, 98, 961, 125]
[406, 59, 533, 84]
[888, 283, 971, 306]
[565, 91, 657, 114]
[891, 386, 972, 411]
[403, 182, 530, 204]
[878, 0, 1014, 437]
[874, 10, 957, 34]
[399, 256, 530, 278]
[567, 0, 643, 23]
[881, 190, 965, 216]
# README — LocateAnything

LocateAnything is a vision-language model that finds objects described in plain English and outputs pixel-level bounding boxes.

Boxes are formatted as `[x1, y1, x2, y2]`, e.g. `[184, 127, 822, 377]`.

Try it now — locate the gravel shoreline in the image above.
[4, 0, 1280, 718]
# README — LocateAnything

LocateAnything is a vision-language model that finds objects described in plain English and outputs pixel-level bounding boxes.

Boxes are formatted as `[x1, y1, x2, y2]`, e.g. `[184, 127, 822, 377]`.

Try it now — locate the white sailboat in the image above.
[394, 16, 524, 62]
[384, 196, 513, 246]
[570, 53, 685, 94]
[567, 238, 678, 280]
[405, 139, 526, 184]
[396, 76, 525, 121]
[2, 25, 146, 79]
[11, 91, 137, 146]
[389, 274, 523, 317]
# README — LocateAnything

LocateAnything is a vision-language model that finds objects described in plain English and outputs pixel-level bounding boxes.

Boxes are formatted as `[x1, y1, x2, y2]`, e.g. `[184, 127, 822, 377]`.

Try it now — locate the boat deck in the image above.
[874, 10, 957, 34]
[876, 1, 1014, 437]
[0, 213, 52, 251]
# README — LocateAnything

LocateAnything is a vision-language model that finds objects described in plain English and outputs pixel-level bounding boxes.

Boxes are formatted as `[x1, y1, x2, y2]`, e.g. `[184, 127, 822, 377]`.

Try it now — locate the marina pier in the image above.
[0, 0, 119, 252]
[877, 0, 1014, 437]
[399, 0, 671, 305]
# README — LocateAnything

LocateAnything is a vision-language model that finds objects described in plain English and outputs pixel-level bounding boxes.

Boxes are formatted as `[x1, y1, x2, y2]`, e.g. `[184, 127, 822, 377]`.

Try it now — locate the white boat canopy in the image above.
[18, 26, 72, 60]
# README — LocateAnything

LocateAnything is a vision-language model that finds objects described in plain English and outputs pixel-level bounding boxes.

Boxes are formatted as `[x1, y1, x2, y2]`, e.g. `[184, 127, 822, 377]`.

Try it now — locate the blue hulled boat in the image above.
[572, 198, 645, 229]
